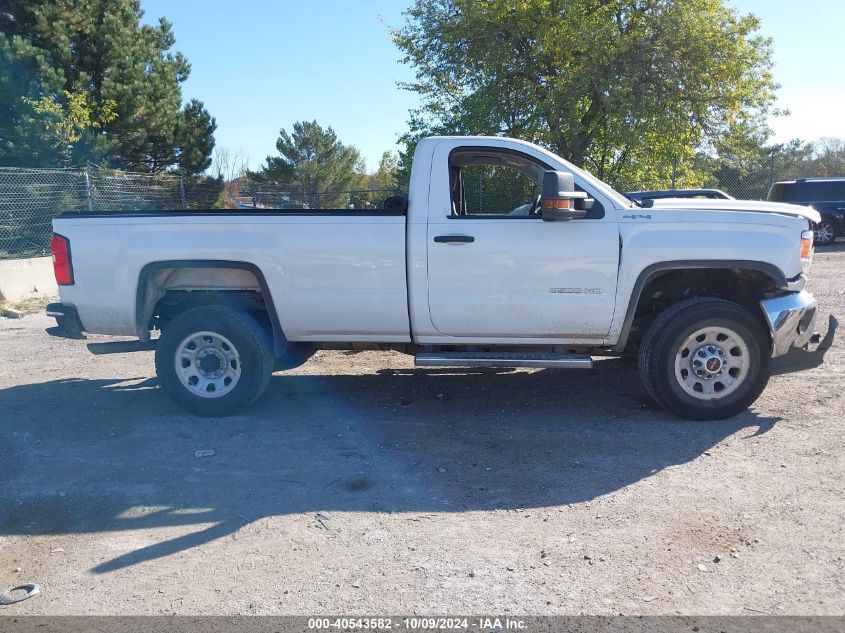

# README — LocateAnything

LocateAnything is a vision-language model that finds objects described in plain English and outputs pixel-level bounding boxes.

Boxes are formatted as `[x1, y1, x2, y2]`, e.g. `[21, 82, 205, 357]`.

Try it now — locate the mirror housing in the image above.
[541, 171, 593, 221]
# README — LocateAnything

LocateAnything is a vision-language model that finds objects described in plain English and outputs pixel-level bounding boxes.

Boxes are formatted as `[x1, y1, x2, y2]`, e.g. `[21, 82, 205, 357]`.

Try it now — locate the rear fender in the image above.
[135, 260, 288, 357]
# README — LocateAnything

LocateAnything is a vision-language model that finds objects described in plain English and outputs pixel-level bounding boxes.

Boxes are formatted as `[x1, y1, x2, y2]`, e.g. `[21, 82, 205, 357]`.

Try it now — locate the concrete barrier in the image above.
[0, 256, 58, 303]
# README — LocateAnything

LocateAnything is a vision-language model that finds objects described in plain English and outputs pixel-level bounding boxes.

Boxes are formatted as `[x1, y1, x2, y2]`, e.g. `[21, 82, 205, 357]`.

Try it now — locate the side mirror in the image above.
[541, 171, 593, 221]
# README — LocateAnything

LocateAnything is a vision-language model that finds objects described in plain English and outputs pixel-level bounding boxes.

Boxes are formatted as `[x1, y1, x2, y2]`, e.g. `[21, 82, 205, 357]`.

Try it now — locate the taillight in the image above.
[51, 234, 74, 285]
[800, 230, 813, 262]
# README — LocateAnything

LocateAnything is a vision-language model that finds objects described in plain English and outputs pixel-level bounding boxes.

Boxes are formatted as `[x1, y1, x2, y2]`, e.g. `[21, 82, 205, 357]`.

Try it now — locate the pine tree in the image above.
[251, 121, 364, 207]
[0, 0, 215, 173]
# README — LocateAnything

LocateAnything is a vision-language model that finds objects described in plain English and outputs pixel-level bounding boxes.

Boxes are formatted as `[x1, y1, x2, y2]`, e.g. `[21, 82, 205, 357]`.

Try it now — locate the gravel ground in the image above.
[0, 248, 843, 615]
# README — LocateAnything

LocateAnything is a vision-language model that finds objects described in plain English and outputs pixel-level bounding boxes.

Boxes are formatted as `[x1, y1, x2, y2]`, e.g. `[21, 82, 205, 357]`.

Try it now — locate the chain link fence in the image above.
[710, 170, 835, 203]
[0, 167, 225, 258]
[3, 155, 839, 260]
[0, 167, 403, 259]
[0, 168, 87, 259]
[639, 153, 842, 201]
[238, 189, 401, 211]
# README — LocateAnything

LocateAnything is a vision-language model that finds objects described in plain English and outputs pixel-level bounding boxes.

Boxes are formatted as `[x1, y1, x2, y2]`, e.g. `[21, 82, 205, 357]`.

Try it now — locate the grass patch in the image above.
[1, 294, 55, 318]
[13, 295, 53, 314]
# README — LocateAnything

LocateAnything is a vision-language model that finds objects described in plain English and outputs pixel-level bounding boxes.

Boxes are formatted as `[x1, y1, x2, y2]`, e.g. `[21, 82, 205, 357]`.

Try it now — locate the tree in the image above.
[251, 121, 364, 207]
[22, 89, 117, 165]
[176, 99, 216, 174]
[0, 0, 215, 173]
[809, 138, 845, 177]
[212, 147, 251, 183]
[211, 147, 251, 208]
[372, 150, 400, 192]
[394, 0, 777, 190]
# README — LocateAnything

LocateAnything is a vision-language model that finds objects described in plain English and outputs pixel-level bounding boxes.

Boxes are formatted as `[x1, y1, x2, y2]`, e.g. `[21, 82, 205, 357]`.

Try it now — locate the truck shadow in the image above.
[0, 358, 779, 574]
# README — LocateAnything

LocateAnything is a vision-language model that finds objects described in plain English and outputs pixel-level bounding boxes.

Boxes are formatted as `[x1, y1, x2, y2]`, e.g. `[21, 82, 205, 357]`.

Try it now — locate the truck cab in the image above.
[411, 137, 621, 344]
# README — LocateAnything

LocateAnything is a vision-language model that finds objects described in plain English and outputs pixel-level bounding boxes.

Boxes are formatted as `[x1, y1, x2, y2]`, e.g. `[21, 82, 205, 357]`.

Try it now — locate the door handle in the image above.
[434, 235, 475, 244]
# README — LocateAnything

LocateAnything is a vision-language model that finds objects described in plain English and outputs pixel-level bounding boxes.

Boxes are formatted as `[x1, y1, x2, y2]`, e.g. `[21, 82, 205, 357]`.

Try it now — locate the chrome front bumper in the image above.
[759, 291, 838, 374]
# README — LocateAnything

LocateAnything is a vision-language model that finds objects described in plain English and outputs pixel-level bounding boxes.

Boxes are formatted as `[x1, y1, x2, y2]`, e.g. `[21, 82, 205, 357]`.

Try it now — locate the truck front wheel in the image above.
[638, 298, 770, 420]
[155, 306, 274, 416]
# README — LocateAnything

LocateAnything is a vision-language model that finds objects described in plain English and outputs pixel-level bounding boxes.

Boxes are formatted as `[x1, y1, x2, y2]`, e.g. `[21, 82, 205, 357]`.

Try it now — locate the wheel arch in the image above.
[614, 260, 788, 353]
[135, 260, 288, 356]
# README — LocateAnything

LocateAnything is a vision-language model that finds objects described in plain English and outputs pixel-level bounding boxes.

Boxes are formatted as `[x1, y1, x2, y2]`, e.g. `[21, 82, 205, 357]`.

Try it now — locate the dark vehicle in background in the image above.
[768, 178, 845, 246]
[625, 189, 734, 206]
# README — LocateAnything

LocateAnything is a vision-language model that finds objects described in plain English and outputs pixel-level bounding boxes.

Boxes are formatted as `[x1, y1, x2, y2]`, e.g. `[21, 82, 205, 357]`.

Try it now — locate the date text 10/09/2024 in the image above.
[307, 617, 528, 631]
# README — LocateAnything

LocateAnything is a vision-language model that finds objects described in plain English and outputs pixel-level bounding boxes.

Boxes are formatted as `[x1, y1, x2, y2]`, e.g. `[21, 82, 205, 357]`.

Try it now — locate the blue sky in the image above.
[140, 0, 845, 172]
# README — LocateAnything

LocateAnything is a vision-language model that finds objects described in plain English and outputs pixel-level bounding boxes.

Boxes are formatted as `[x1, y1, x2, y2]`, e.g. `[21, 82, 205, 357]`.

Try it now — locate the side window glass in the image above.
[462, 164, 540, 217]
[447, 148, 604, 219]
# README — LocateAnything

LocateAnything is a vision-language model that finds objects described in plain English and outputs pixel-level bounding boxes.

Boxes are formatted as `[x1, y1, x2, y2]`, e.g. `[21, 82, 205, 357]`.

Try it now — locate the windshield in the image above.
[528, 144, 634, 208]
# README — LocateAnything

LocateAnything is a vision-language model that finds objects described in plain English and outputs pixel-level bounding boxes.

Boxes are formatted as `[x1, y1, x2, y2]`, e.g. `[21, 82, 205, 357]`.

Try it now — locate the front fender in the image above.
[611, 259, 790, 352]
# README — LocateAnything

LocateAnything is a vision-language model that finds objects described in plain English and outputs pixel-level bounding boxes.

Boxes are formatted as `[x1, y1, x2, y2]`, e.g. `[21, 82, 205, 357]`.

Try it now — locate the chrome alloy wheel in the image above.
[674, 326, 750, 400]
[815, 221, 835, 245]
[174, 331, 242, 398]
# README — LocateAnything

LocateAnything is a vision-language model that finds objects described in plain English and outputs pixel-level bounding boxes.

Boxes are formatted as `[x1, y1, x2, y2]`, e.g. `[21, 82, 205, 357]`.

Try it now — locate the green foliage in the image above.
[698, 137, 845, 200]
[462, 165, 536, 215]
[808, 138, 845, 177]
[251, 120, 365, 207]
[22, 90, 117, 165]
[372, 151, 400, 192]
[394, 0, 777, 190]
[181, 174, 224, 209]
[176, 99, 216, 175]
[0, 0, 215, 173]
[0, 168, 90, 258]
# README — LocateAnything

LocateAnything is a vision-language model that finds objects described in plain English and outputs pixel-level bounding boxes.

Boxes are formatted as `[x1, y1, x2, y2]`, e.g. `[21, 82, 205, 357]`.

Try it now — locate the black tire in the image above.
[638, 297, 770, 420]
[814, 218, 837, 246]
[155, 306, 274, 416]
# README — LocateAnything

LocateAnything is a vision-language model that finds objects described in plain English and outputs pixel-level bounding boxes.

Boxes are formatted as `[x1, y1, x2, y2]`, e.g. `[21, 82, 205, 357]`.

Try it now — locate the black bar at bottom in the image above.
[1, 616, 843, 633]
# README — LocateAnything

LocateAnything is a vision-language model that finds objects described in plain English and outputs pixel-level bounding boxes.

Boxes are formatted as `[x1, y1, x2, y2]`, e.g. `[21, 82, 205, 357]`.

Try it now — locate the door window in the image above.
[449, 149, 548, 218]
[447, 148, 603, 219]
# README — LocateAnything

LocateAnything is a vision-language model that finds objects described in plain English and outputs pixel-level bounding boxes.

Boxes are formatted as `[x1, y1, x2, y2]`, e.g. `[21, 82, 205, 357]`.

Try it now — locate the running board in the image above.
[414, 351, 593, 369]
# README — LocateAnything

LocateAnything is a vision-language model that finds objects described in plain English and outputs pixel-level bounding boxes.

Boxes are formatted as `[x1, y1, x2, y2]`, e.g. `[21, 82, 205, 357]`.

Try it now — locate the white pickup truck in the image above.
[47, 136, 836, 420]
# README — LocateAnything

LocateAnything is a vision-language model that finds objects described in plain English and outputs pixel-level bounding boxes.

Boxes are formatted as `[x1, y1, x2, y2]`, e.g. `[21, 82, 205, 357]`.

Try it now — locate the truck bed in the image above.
[52, 209, 412, 342]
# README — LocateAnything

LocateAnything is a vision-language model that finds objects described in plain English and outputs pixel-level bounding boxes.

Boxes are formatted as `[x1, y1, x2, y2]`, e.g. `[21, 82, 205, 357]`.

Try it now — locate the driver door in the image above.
[426, 145, 619, 340]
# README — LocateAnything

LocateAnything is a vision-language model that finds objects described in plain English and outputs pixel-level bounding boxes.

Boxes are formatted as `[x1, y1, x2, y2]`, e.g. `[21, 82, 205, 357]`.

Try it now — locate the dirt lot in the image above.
[1, 249, 843, 616]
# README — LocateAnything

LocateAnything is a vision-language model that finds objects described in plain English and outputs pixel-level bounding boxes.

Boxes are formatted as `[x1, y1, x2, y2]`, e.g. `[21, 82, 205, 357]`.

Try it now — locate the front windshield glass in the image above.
[529, 144, 634, 208]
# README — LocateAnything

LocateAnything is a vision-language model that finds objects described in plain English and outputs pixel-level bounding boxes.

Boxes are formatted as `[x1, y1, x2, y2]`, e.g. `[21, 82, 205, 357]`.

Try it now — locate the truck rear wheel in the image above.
[155, 306, 273, 416]
[638, 298, 770, 420]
